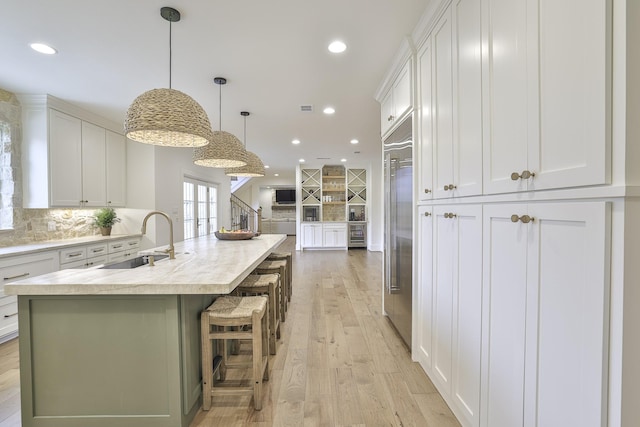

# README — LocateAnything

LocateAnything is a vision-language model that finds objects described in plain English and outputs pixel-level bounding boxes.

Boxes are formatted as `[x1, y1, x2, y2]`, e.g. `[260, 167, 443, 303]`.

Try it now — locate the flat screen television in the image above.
[275, 189, 296, 204]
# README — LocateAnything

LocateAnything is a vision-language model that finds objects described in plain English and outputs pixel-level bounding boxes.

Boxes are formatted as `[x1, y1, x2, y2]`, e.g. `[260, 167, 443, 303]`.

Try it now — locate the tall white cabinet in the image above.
[378, 0, 626, 425]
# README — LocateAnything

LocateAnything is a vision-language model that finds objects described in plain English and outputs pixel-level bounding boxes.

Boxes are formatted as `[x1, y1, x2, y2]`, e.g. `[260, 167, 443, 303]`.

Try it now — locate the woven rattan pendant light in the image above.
[225, 112, 265, 177]
[193, 77, 247, 168]
[124, 7, 212, 148]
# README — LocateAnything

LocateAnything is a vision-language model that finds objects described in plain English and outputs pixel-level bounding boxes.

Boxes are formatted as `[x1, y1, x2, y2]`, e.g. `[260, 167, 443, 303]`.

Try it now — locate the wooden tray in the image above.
[214, 231, 256, 240]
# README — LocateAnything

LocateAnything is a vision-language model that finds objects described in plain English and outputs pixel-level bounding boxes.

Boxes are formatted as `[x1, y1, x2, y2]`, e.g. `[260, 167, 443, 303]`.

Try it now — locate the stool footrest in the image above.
[211, 388, 254, 396]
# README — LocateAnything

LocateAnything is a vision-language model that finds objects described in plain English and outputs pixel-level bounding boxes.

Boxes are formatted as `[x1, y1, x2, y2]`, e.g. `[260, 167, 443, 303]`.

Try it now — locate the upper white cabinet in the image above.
[19, 95, 127, 208]
[106, 129, 126, 207]
[481, 0, 611, 194]
[430, 0, 483, 200]
[417, 37, 434, 201]
[481, 202, 609, 427]
[380, 59, 412, 137]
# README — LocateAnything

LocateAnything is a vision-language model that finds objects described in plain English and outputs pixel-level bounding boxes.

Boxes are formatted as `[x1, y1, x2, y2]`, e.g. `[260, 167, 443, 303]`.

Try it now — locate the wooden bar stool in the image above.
[255, 259, 287, 321]
[267, 251, 292, 302]
[201, 295, 270, 411]
[236, 274, 281, 355]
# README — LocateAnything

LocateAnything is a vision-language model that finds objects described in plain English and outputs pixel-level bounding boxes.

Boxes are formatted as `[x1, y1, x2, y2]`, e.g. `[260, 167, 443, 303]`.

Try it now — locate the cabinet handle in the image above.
[112, 244, 123, 249]
[68, 252, 83, 258]
[444, 184, 457, 191]
[444, 212, 457, 219]
[108, 201, 112, 204]
[511, 214, 534, 224]
[424, 212, 431, 217]
[424, 188, 431, 194]
[3, 272, 29, 281]
[91, 248, 105, 254]
[128, 242, 137, 246]
[3, 313, 18, 318]
[511, 170, 536, 181]
[387, 115, 394, 122]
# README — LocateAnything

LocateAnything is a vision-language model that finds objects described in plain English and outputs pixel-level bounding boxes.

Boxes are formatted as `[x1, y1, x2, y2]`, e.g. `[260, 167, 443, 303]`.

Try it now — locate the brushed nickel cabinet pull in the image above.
[511, 170, 536, 181]
[3, 272, 29, 281]
[424, 212, 431, 217]
[3, 313, 18, 318]
[424, 188, 431, 194]
[511, 214, 534, 223]
[68, 252, 83, 258]
[444, 184, 457, 191]
[444, 212, 457, 219]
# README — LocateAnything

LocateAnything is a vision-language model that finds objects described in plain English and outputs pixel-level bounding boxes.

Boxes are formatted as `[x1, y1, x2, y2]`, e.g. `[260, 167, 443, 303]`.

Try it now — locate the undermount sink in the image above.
[99, 254, 169, 269]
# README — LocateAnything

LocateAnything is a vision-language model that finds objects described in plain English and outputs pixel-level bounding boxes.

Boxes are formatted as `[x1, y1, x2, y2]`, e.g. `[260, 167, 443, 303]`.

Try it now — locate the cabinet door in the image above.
[417, 38, 434, 201]
[49, 109, 83, 207]
[106, 130, 126, 207]
[414, 206, 433, 369]
[450, 204, 482, 427]
[481, 0, 530, 195]
[431, 206, 455, 391]
[393, 61, 412, 123]
[380, 89, 394, 136]
[452, 0, 482, 197]
[529, 0, 611, 190]
[432, 11, 454, 200]
[81, 121, 107, 207]
[524, 202, 609, 427]
[481, 204, 529, 427]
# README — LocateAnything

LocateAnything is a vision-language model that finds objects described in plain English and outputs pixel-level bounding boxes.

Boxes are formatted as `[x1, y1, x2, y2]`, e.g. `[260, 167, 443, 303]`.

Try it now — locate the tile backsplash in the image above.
[0, 208, 100, 247]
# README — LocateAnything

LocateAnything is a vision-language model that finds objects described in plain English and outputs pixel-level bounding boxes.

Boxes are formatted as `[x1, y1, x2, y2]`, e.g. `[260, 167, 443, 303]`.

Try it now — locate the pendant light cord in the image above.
[169, 21, 172, 89]
[243, 115, 247, 149]
[218, 83, 222, 131]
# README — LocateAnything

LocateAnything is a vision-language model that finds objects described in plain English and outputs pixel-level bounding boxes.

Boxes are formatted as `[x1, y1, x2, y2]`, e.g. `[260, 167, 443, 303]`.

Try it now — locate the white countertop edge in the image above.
[0, 234, 143, 259]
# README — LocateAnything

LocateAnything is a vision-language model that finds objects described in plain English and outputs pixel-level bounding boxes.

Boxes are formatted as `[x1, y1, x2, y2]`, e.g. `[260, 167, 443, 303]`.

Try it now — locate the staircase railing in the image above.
[230, 194, 262, 233]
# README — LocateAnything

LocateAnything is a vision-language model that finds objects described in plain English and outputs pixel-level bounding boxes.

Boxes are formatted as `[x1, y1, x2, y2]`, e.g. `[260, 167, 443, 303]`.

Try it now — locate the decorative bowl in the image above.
[214, 231, 256, 240]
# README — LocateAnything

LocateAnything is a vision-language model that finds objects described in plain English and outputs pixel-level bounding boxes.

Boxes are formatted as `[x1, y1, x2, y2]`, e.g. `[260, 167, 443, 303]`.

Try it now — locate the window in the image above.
[183, 177, 218, 240]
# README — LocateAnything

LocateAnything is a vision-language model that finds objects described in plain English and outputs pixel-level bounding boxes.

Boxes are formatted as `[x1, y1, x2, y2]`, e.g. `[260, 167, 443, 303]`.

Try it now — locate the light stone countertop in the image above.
[4, 234, 286, 296]
[0, 234, 142, 259]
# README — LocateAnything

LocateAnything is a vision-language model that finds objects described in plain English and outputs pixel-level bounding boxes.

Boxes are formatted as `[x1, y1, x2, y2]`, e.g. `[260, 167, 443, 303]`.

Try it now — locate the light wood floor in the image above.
[0, 237, 460, 427]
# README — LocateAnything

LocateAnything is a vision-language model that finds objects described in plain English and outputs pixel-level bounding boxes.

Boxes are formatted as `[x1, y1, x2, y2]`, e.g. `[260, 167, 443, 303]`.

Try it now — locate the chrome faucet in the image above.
[141, 211, 175, 260]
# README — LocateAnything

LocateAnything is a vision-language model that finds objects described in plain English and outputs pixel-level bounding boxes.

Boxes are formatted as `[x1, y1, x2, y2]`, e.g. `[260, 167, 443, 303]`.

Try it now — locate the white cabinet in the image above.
[481, 202, 609, 427]
[431, 0, 482, 200]
[106, 130, 126, 207]
[414, 206, 433, 367]
[301, 223, 323, 248]
[381, 59, 412, 136]
[481, 0, 610, 194]
[49, 109, 83, 206]
[59, 243, 109, 270]
[417, 39, 434, 201]
[431, 204, 482, 427]
[19, 95, 127, 208]
[107, 238, 141, 263]
[0, 251, 59, 342]
[322, 223, 347, 248]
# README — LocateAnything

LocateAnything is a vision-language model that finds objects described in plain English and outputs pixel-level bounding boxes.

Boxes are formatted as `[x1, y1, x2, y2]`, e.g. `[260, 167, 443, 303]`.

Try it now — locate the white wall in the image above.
[123, 140, 231, 249]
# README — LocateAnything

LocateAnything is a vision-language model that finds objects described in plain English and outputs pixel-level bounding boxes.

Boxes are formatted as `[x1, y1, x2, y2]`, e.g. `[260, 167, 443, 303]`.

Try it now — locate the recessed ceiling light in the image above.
[341, 158, 347, 162]
[292, 139, 301, 145]
[323, 107, 335, 115]
[274, 173, 279, 177]
[299, 158, 305, 163]
[328, 41, 347, 53]
[264, 165, 270, 169]
[30, 43, 57, 55]
[350, 139, 359, 144]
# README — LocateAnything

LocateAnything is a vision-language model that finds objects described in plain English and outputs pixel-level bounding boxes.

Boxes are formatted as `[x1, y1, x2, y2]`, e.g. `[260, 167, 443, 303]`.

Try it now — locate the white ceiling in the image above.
[1, 0, 429, 181]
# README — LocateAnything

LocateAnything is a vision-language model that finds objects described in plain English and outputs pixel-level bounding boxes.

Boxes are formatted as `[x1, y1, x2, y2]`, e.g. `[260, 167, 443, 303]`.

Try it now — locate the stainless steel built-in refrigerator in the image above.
[383, 117, 413, 348]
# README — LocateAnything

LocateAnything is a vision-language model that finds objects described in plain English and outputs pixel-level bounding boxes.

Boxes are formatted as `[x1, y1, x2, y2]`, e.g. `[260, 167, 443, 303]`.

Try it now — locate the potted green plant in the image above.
[93, 207, 121, 236]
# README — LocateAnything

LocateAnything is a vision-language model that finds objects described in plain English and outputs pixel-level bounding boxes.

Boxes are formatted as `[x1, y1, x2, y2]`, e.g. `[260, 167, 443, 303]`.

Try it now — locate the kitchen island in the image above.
[4, 233, 286, 427]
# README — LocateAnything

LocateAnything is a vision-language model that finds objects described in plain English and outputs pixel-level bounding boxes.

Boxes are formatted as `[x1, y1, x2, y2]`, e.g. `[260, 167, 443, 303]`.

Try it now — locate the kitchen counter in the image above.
[11, 233, 287, 427]
[5, 233, 286, 296]
[0, 234, 142, 259]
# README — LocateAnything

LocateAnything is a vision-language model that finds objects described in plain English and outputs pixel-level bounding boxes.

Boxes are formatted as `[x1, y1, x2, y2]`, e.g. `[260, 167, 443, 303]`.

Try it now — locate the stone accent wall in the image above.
[271, 206, 295, 220]
[0, 89, 21, 231]
[0, 209, 100, 247]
